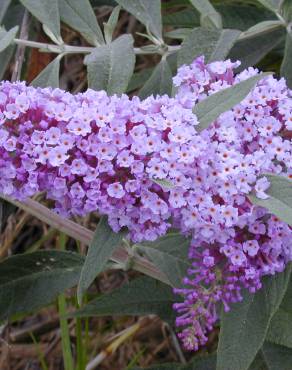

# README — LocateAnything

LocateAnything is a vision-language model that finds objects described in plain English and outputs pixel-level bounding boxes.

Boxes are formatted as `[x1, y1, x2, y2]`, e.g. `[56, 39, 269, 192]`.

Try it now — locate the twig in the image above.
[11, 10, 30, 82]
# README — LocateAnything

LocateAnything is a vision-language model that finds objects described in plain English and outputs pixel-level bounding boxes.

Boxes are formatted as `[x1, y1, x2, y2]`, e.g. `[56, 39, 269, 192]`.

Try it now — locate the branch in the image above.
[13, 38, 179, 56]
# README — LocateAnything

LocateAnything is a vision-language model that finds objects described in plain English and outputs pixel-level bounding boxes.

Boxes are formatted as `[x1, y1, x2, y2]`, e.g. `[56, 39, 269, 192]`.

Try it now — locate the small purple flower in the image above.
[255, 177, 270, 199]
[107, 182, 125, 199]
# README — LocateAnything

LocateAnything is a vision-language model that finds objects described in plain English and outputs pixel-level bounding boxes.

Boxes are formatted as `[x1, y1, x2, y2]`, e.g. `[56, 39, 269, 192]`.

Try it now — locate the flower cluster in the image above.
[0, 56, 291, 351]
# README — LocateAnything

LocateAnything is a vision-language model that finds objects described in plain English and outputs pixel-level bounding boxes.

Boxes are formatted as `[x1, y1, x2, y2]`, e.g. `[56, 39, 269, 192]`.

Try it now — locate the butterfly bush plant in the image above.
[0, 0, 292, 369]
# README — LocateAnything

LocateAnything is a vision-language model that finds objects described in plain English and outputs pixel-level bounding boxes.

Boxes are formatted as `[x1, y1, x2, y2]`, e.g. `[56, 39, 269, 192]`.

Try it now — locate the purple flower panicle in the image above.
[0, 56, 291, 350]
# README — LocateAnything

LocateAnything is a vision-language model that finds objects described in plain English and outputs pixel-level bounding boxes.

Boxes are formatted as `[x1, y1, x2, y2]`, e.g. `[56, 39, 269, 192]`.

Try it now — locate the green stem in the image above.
[13, 37, 177, 55]
[75, 316, 84, 370]
[58, 233, 74, 370]
[30, 332, 49, 370]
[75, 293, 87, 370]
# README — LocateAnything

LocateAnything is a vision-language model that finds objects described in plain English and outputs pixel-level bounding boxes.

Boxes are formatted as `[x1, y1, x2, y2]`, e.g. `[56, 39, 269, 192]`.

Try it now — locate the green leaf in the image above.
[20, 0, 61, 43]
[189, 0, 222, 29]
[133, 364, 180, 370]
[178, 27, 240, 66]
[77, 217, 126, 305]
[0, 0, 11, 23]
[229, 26, 284, 72]
[90, 0, 117, 6]
[3, 2, 25, 30]
[0, 250, 83, 321]
[261, 342, 292, 370]
[163, 4, 275, 31]
[282, 0, 292, 22]
[0, 45, 14, 79]
[266, 308, 292, 348]
[193, 73, 271, 132]
[31, 56, 62, 88]
[248, 175, 292, 226]
[127, 67, 153, 92]
[208, 29, 241, 63]
[0, 2, 23, 82]
[104, 5, 121, 44]
[59, 0, 104, 46]
[163, 9, 200, 28]
[219, 4, 276, 31]
[242, 20, 284, 39]
[281, 33, 292, 89]
[85, 34, 135, 94]
[74, 276, 176, 324]
[216, 265, 291, 370]
[139, 59, 173, 99]
[138, 234, 191, 288]
[249, 353, 268, 370]
[133, 353, 217, 370]
[266, 271, 292, 348]
[0, 26, 18, 53]
[115, 0, 162, 39]
[257, 0, 284, 12]
[250, 343, 292, 369]
[151, 178, 174, 189]
[165, 28, 192, 40]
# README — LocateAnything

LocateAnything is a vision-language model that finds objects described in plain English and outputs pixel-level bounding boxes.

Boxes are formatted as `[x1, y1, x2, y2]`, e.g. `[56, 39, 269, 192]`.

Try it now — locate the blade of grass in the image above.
[125, 347, 146, 369]
[75, 293, 87, 370]
[58, 232, 74, 370]
[30, 332, 49, 370]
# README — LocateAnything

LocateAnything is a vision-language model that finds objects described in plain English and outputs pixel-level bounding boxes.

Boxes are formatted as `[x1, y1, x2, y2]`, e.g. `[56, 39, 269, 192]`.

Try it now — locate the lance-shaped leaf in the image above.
[0, 250, 83, 321]
[229, 26, 284, 72]
[178, 27, 241, 66]
[150, 178, 174, 189]
[261, 342, 292, 370]
[74, 277, 176, 324]
[165, 28, 192, 40]
[20, 0, 61, 43]
[59, 0, 104, 46]
[242, 20, 283, 39]
[104, 5, 121, 44]
[266, 269, 292, 348]
[127, 68, 153, 92]
[0, 26, 18, 53]
[164, 4, 275, 30]
[115, 0, 162, 39]
[257, 0, 284, 12]
[0, 0, 11, 23]
[193, 73, 271, 132]
[190, 0, 222, 29]
[266, 308, 292, 348]
[133, 353, 217, 370]
[216, 265, 291, 370]
[31, 55, 62, 88]
[281, 33, 292, 89]
[77, 217, 126, 304]
[139, 59, 172, 99]
[84, 34, 135, 95]
[138, 234, 191, 288]
[248, 175, 292, 226]
[282, 0, 292, 22]
[0, 45, 14, 79]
